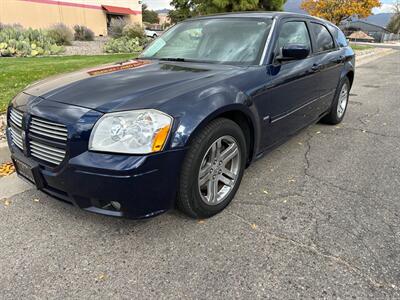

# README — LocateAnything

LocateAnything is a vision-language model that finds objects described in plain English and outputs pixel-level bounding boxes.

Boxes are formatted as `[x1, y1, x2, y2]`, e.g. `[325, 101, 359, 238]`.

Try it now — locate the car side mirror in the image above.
[277, 44, 310, 62]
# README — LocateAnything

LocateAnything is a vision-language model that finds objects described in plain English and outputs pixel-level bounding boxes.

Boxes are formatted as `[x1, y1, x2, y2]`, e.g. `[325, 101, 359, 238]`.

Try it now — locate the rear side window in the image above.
[276, 21, 312, 52]
[336, 29, 348, 47]
[310, 23, 335, 52]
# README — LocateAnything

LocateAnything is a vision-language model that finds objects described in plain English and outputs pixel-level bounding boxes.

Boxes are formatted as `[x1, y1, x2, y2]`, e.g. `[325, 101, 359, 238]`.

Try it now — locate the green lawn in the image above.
[350, 44, 374, 51]
[0, 54, 136, 112]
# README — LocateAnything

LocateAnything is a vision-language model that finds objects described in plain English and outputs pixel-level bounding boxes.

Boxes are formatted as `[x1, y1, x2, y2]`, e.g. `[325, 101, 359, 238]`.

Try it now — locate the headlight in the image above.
[89, 109, 173, 154]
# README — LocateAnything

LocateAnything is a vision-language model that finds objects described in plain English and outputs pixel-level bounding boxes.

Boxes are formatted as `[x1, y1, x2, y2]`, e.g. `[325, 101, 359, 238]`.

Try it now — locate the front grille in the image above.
[30, 141, 66, 165]
[28, 117, 68, 166]
[9, 108, 24, 151]
[8, 108, 68, 167]
[9, 108, 23, 128]
[9, 126, 24, 151]
[30, 117, 68, 141]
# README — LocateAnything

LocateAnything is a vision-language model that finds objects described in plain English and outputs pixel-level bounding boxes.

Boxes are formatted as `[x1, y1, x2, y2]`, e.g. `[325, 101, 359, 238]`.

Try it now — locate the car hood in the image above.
[23, 59, 246, 113]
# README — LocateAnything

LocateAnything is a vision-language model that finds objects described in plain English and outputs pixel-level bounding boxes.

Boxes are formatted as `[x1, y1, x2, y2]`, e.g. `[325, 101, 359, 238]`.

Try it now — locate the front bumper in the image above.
[8, 132, 186, 219]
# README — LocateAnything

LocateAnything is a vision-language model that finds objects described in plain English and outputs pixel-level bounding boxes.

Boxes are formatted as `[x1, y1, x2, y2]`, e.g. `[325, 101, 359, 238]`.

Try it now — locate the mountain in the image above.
[284, 0, 306, 14]
[362, 13, 394, 28]
[155, 9, 170, 14]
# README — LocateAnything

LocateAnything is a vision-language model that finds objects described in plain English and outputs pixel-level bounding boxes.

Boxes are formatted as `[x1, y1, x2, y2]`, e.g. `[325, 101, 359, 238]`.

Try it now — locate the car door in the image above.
[308, 22, 344, 112]
[255, 19, 320, 150]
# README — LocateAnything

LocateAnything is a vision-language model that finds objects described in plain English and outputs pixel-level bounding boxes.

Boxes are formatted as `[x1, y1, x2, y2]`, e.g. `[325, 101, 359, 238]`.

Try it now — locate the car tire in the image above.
[321, 77, 350, 125]
[177, 118, 247, 219]
[153, 34, 157, 38]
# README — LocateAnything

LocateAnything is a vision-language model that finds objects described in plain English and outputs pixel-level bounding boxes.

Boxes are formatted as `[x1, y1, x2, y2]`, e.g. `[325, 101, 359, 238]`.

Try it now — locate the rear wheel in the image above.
[177, 118, 247, 219]
[321, 77, 350, 125]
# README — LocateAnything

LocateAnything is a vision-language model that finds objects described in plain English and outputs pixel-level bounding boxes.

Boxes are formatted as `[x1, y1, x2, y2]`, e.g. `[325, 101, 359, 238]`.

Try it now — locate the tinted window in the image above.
[276, 21, 311, 52]
[327, 24, 348, 47]
[311, 23, 335, 52]
[336, 29, 348, 47]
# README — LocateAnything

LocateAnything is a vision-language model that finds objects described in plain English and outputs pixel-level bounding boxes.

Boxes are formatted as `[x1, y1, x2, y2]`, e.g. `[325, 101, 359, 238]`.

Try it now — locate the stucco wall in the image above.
[0, 0, 142, 36]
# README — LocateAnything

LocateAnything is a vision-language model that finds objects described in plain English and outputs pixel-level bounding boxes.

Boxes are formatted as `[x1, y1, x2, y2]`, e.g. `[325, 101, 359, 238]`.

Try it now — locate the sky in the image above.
[143, 0, 397, 14]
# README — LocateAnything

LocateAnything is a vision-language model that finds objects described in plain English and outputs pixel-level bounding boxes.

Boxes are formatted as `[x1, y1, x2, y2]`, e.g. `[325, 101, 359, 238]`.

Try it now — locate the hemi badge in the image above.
[88, 60, 151, 76]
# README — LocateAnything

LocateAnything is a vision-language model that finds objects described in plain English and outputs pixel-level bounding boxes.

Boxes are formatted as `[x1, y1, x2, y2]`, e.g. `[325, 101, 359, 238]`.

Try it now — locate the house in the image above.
[348, 31, 375, 42]
[0, 0, 142, 36]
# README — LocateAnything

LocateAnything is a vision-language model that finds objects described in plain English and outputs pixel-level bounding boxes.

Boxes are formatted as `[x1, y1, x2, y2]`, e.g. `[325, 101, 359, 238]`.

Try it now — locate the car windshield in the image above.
[140, 18, 273, 65]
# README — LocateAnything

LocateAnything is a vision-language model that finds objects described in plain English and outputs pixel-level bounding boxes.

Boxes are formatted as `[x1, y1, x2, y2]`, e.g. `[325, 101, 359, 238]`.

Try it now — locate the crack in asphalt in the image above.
[357, 108, 380, 126]
[231, 129, 400, 293]
[227, 209, 399, 293]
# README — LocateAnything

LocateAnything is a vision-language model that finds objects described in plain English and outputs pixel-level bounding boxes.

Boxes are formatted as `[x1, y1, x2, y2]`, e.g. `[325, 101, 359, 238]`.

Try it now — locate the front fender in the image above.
[161, 86, 261, 157]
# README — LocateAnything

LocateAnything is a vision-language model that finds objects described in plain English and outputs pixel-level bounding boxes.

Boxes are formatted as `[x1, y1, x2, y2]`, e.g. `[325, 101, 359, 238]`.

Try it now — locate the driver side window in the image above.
[276, 21, 311, 57]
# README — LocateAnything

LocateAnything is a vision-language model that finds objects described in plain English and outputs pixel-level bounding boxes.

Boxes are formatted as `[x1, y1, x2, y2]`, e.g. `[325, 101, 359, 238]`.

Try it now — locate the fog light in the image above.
[110, 201, 121, 211]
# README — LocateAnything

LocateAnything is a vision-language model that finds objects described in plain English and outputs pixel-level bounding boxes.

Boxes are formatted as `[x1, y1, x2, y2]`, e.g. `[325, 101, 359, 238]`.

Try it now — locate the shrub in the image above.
[108, 18, 128, 38]
[0, 24, 64, 57]
[122, 23, 145, 39]
[73, 25, 95, 41]
[103, 36, 143, 53]
[47, 23, 73, 45]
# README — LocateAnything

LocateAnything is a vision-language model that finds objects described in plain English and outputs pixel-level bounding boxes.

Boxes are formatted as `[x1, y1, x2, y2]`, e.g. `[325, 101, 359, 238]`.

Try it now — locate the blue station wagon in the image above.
[7, 12, 355, 219]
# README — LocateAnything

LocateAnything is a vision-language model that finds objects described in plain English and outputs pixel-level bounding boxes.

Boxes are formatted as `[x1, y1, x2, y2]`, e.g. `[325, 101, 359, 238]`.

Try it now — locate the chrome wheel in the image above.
[198, 135, 241, 205]
[337, 83, 349, 119]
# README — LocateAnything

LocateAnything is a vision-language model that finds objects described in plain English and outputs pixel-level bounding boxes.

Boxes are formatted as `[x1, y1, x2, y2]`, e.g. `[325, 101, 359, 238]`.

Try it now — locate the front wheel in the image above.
[177, 118, 247, 219]
[321, 77, 350, 125]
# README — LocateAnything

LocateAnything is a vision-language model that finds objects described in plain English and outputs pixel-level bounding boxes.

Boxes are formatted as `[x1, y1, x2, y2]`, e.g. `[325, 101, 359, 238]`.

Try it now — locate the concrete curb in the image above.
[356, 48, 396, 67]
[0, 140, 11, 164]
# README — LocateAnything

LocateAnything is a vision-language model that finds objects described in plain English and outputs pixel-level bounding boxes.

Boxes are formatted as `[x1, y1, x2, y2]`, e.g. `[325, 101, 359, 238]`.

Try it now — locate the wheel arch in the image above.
[184, 105, 258, 166]
[346, 70, 354, 88]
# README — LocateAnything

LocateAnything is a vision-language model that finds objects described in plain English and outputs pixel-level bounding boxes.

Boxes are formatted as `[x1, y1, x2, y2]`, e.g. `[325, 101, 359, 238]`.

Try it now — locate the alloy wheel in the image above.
[198, 135, 241, 205]
[337, 83, 349, 119]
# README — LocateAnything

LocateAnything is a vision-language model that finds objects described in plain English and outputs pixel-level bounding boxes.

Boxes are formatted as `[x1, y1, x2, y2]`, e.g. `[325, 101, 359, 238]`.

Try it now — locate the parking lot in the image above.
[0, 52, 399, 299]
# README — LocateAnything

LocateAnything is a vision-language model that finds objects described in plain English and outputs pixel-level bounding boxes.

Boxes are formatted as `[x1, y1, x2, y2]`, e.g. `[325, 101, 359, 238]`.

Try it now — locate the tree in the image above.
[169, 0, 287, 24]
[142, 4, 160, 24]
[301, 0, 381, 25]
[387, 0, 400, 33]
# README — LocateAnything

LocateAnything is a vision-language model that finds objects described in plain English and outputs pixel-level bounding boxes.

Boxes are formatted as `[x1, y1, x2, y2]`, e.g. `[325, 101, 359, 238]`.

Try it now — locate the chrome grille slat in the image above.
[31, 152, 61, 165]
[31, 121, 68, 133]
[10, 127, 24, 150]
[30, 117, 68, 142]
[30, 129, 67, 141]
[31, 146, 65, 160]
[31, 117, 67, 127]
[30, 141, 66, 155]
[28, 116, 68, 166]
[30, 125, 68, 137]
[10, 109, 23, 128]
[10, 114, 22, 127]
[30, 145, 65, 159]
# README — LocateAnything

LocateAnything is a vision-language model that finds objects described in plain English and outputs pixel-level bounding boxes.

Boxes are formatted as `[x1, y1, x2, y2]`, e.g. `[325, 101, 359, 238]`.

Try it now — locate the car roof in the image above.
[189, 11, 335, 27]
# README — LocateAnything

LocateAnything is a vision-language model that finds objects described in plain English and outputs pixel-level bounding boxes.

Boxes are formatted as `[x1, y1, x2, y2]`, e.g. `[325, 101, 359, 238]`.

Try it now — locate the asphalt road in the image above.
[1, 52, 399, 299]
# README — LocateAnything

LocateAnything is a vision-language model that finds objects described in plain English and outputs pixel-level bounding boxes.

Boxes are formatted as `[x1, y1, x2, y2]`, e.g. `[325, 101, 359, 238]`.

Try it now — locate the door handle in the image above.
[332, 55, 345, 64]
[311, 64, 322, 72]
